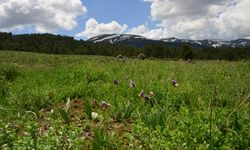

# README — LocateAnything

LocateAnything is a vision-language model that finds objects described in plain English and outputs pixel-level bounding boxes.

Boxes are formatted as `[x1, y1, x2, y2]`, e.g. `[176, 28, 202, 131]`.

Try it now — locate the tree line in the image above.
[0, 32, 249, 60]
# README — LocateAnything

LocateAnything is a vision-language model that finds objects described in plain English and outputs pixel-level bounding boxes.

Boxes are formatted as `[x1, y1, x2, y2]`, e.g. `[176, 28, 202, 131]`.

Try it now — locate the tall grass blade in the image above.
[85, 99, 92, 119]
[58, 108, 70, 123]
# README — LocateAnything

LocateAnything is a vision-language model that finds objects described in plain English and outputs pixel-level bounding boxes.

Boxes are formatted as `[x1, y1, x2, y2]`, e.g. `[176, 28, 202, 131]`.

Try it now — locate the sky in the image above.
[0, 0, 250, 40]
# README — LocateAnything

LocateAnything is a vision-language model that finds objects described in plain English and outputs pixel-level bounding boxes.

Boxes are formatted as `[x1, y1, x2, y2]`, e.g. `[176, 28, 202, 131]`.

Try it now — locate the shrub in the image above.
[1, 67, 20, 81]
[137, 53, 146, 60]
[142, 110, 167, 130]
[115, 55, 126, 62]
[116, 55, 125, 59]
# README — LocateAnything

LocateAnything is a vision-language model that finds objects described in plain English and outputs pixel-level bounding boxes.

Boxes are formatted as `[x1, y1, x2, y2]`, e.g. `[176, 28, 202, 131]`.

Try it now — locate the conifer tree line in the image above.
[0, 32, 249, 60]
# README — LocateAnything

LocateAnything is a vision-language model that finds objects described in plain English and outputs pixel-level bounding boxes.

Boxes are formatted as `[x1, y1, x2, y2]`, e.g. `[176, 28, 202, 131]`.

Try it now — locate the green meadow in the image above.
[0, 51, 249, 149]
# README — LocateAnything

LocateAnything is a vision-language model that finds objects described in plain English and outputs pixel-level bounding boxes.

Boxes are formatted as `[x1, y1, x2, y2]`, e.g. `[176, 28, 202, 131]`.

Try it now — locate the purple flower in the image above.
[102, 100, 109, 110]
[129, 80, 135, 88]
[138, 91, 145, 97]
[113, 79, 119, 85]
[172, 80, 178, 87]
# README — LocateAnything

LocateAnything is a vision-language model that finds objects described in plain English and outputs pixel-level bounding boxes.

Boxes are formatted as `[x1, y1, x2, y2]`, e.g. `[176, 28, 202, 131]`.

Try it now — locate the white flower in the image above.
[149, 91, 154, 97]
[129, 80, 135, 88]
[91, 112, 98, 120]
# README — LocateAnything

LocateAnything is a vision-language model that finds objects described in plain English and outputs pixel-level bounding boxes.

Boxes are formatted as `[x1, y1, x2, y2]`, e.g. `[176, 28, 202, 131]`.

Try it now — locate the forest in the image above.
[0, 32, 249, 60]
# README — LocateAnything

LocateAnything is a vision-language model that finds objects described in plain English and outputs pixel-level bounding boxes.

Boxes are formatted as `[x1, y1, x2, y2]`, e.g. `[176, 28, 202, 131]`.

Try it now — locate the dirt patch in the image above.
[39, 99, 132, 142]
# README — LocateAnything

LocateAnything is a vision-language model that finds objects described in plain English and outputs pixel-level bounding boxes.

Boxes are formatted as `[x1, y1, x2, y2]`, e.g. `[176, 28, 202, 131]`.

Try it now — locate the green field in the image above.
[0, 51, 249, 149]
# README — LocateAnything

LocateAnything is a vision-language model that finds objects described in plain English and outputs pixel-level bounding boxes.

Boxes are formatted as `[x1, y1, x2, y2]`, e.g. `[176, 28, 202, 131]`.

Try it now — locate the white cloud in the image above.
[214, 0, 250, 39]
[169, 19, 218, 39]
[127, 24, 165, 39]
[146, 0, 250, 39]
[149, 0, 229, 21]
[0, 0, 87, 32]
[76, 18, 128, 38]
[76, 18, 166, 40]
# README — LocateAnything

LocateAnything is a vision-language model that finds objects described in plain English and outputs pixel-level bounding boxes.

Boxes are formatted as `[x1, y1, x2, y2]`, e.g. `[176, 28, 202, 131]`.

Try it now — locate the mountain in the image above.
[88, 34, 146, 43]
[87, 34, 160, 48]
[87, 34, 250, 49]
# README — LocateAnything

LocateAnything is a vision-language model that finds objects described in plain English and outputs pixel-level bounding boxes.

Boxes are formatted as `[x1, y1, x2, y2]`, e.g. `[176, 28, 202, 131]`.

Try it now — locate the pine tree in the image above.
[178, 45, 193, 60]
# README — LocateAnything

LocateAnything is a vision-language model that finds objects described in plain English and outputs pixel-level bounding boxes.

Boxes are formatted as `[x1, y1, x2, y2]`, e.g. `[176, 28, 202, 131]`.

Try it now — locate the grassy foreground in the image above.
[0, 51, 249, 149]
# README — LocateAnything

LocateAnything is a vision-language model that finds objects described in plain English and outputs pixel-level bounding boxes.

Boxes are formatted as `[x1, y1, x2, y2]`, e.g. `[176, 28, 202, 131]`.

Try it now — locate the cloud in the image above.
[0, 0, 87, 32]
[77, 0, 250, 40]
[127, 24, 165, 39]
[149, 0, 229, 21]
[77, 18, 165, 40]
[146, 0, 250, 39]
[76, 18, 128, 38]
[214, 0, 250, 39]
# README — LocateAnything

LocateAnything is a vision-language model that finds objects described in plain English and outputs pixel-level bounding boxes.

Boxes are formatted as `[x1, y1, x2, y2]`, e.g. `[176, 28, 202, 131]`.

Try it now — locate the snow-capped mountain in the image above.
[88, 34, 146, 44]
[161, 38, 250, 48]
[87, 34, 250, 48]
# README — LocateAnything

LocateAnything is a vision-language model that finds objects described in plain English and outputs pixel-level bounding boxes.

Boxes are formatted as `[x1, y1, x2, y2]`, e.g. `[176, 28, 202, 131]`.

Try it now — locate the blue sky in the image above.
[53, 0, 153, 38]
[0, 0, 250, 40]
[70, 0, 157, 39]
[83, 0, 152, 27]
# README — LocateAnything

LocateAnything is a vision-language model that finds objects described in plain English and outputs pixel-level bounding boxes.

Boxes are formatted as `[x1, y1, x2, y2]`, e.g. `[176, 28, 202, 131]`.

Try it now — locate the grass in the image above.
[0, 50, 250, 149]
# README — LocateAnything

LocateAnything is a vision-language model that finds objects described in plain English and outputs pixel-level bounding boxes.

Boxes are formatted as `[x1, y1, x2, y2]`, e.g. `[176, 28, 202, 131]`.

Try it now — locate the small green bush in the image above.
[137, 53, 146, 60]
[142, 110, 167, 130]
[1, 67, 20, 81]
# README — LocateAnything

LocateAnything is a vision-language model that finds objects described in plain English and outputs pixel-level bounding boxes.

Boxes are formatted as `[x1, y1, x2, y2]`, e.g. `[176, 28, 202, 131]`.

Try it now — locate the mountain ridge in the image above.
[87, 34, 250, 49]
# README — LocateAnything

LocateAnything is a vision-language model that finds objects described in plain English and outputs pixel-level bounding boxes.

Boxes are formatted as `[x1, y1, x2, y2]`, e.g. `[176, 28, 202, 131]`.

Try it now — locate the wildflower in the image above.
[91, 112, 98, 120]
[50, 109, 54, 114]
[129, 80, 135, 88]
[172, 80, 178, 87]
[138, 91, 145, 97]
[149, 91, 154, 97]
[91, 100, 100, 109]
[102, 100, 109, 110]
[113, 79, 119, 85]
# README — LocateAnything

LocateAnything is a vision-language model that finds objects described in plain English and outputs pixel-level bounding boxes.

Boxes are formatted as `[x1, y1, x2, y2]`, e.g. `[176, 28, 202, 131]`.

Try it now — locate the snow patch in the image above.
[240, 42, 247, 45]
[93, 34, 120, 43]
[194, 41, 202, 45]
[212, 44, 220, 48]
[241, 37, 250, 40]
